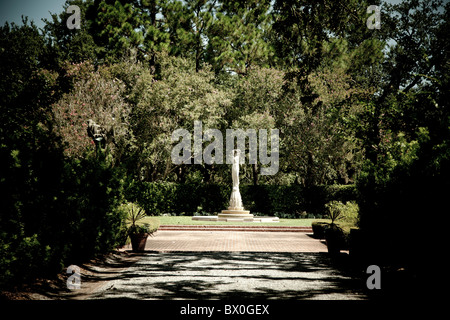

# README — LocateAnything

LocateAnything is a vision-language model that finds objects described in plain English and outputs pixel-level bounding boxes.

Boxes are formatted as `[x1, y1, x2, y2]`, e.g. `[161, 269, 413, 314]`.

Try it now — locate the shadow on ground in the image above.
[0, 251, 141, 300]
[86, 251, 369, 300]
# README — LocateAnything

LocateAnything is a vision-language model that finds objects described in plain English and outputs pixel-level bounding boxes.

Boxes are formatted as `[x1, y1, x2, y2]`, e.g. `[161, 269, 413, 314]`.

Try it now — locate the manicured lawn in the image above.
[142, 215, 317, 227]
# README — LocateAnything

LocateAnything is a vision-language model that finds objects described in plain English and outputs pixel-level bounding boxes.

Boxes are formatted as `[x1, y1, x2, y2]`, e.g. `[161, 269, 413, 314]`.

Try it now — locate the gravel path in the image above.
[25, 231, 367, 300]
[88, 251, 368, 300]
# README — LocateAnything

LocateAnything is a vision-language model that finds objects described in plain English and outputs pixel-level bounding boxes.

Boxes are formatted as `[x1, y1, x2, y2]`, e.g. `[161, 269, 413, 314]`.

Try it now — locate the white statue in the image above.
[229, 149, 243, 210]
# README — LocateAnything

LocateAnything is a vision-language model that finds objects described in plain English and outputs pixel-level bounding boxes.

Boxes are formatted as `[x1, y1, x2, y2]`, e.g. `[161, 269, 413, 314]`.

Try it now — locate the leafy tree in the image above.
[271, 0, 375, 72]
[355, 0, 449, 279]
[163, 0, 218, 72]
[360, 0, 447, 164]
[51, 61, 133, 163]
[0, 19, 62, 285]
[269, 0, 383, 187]
[0, 18, 128, 286]
[0, 19, 59, 125]
[87, 0, 170, 62]
[129, 52, 232, 182]
[43, 0, 100, 64]
[281, 65, 364, 186]
[206, 0, 274, 74]
[230, 66, 284, 185]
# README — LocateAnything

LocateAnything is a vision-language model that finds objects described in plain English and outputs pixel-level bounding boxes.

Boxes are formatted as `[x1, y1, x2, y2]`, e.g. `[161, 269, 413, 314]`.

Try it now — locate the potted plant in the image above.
[122, 202, 154, 252]
[324, 201, 344, 255]
[129, 223, 152, 252]
[325, 223, 344, 255]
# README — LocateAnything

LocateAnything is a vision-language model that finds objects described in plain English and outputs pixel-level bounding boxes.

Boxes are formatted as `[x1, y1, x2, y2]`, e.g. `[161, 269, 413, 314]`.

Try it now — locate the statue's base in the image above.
[219, 207, 252, 221]
[218, 212, 253, 221]
[192, 205, 279, 223]
[220, 210, 251, 215]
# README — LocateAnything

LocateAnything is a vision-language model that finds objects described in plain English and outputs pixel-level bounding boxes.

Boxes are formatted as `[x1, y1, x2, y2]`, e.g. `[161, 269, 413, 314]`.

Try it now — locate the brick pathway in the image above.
[123, 230, 328, 252]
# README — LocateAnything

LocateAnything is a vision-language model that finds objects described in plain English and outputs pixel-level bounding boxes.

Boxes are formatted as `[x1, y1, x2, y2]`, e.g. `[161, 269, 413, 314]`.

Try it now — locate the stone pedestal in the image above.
[219, 198, 253, 221]
[218, 212, 253, 221]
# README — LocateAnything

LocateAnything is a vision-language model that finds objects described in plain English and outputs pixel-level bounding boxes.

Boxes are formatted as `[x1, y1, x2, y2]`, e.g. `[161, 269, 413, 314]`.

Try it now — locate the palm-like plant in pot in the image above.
[122, 202, 153, 252]
[324, 201, 344, 255]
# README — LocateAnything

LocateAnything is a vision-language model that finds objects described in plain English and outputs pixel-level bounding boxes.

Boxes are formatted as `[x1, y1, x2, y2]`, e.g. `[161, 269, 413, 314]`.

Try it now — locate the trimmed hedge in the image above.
[126, 182, 357, 217]
[312, 222, 329, 239]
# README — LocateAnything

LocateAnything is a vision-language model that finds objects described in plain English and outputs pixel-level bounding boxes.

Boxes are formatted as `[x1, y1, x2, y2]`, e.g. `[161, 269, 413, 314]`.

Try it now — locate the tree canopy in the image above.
[2, 0, 447, 187]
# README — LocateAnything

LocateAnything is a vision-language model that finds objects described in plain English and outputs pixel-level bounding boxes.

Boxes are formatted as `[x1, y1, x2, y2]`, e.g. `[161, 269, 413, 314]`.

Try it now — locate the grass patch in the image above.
[142, 215, 316, 227]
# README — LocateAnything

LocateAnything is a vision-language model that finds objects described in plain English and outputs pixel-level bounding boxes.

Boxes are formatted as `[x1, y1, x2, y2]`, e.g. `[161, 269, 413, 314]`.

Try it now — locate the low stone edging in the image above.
[158, 225, 312, 232]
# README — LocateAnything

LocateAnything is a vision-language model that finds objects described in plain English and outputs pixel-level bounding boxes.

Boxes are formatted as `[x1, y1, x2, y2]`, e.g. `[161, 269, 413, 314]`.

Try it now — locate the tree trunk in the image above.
[176, 165, 186, 183]
[252, 163, 259, 186]
[305, 151, 315, 186]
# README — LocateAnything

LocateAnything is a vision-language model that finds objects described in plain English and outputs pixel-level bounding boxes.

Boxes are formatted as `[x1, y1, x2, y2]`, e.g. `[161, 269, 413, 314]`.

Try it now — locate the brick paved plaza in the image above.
[122, 230, 328, 252]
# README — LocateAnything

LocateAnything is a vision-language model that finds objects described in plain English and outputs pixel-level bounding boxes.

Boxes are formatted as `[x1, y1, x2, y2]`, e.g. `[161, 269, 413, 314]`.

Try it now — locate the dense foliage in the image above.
[126, 181, 356, 217]
[1, 0, 448, 285]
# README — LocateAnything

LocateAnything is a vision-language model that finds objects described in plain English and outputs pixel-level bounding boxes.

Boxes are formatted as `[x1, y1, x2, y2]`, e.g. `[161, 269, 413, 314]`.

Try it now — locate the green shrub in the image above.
[0, 232, 53, 285]
[127, 182, 200, 215]
[199, 184, 229, 213]
[58, 156, 127, 261]
[325, 200, 344, 224]
[340, 201, 359, 225]
[324, 200, 359, 224]
[118, 202, 159, 237]
[312, 221, 330, 239]
[120, 202, 147, 225]
[126, 183, 357, 217]
[0, 153, 127, 287]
